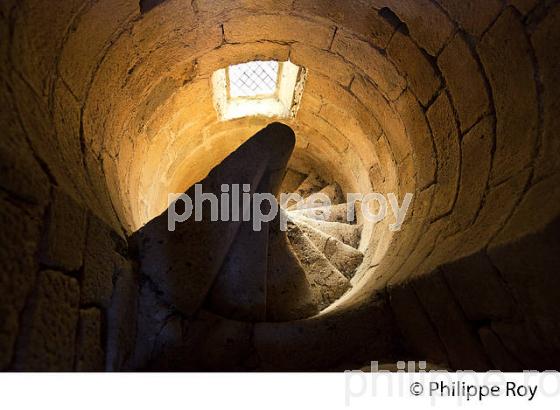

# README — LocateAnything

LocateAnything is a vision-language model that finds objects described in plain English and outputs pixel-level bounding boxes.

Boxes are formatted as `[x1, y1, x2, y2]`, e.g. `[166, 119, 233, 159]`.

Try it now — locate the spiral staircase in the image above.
[135, 123, 364, 323]
[208, 170, 364, 322]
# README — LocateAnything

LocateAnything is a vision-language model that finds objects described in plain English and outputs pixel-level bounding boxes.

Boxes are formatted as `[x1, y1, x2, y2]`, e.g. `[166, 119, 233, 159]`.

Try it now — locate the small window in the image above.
[228, 60, 279, 98]
[212, 60, 306, 121]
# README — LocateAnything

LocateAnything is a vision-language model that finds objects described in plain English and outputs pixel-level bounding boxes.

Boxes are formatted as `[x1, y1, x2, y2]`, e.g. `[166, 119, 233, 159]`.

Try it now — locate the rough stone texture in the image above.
[350, 75, 412, 163]
[531, 4, 560, 179]
[332, 29, 406, 100]
[224, 14, 335, 49]
[106, 255, 137, 371]
[0, 79, 51, 206]
[14, 270, 79, 371]
[0, 196, 43, 370]
[394, 90, 436, 189]
[490, 319, 549, 369]
[290, 43, 354, 86]
[370, 0, 454, 55]
[146, 310, 254, 371]
[75, 307, 105, 371]
[412, 270, 492, 371]
[254, 297, 399, 370]
[441, 252, 514, 322]
[266, 217, 317, 321]
[389, 284, 448, 365]
[11, 0, 87, 98]
[387, 31, 441, 106]
[0, 303, 18, 370]
[288, 222, 350, 310]
[135, 124, 295, 316]
[39, 188, 87, 271]
[437, 0, 503, 37]
[444, 116, 493, 236]
[426, 92, 460, 220]
[294, 0, 395, 48]
[81, 214, 116, 308]
[59, 0, 138, 100]
[508, 0, 539, 15]
[479, 326, 524, 371]
[488, 174, 560, 367]
[438, 33, 490, 133]
[478, 7, 538, 185]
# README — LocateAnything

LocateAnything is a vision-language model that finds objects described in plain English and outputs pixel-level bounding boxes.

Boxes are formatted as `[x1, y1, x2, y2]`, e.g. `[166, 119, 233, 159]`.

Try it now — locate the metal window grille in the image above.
[228, 60, 279, 98]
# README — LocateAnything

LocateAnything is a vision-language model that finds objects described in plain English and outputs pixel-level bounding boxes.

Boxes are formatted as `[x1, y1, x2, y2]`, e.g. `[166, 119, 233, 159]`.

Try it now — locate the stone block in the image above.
[11, 0, 85, 97]
[294, 0, 395, 48]
[14, 270, 79, 371]
[426, 92, 460, 220]
[291, 43, 354, 86]
[75, 307, 105, 371]
[351, 76, 411, 163]
[0, 82, 50, 206]
[491, 320, 551, 369]
[39, 188, 87, 272]
[59, 0, 139, 100]
[0, 302, 18, 370]
[438, 33, 490, 133]
[254, 297, 398, 370]
[370, 0, 454, 55]
[0, 197, 42, 313]
[479, 326, 524, 371]
[437, 0, 502, 37]
[81, 214, 116, 308]
[106, 255, 137, 371]
[224, 14, 334, 49]
[441, 251, 514, 322]
[394, 90, 436, 189]
[387, 31, 441, 106]
[389, 283, 448, 365]
[478, 8, 538, 185]
[332, 29, 405, 100]
[531, 4, 560, 179]
[412, 270, 492, 370]
[444, 116, 493, 236]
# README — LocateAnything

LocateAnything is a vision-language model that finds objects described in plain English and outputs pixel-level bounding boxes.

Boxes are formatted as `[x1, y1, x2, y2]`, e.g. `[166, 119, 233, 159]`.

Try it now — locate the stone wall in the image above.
[0, 182, 136, 370]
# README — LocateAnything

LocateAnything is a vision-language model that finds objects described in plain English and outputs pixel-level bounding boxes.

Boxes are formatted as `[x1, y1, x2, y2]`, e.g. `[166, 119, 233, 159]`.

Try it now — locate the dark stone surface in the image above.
[479, 326, 524, 371]
[412, 270, 492, 371]
[441, 251, 514, 322]
[389, 283, 448, 366]
[133, 123, 296, 316]
[106, 255, 138, 371]
[81, 214, 116, 308]
[75, 307, 105, 371]
[254, 295, 399, 371]
[489, 216, 560, 368]
[14, 270, 79, 371]
[39, 188, 87, 272]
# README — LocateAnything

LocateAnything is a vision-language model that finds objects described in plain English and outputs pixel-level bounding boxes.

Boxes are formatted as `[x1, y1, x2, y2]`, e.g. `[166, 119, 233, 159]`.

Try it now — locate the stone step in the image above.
[206, 217, 268, 322]
[318, 183, 344, 205]
[288, 202, 356, 223]
[266, 214, 318, 322]
[280, 168, 307, 194]
[291, 214, 362, 248]
[294, 172, 325, 199]
[293, 220, 363, 279]
[287, 222, 351, 310]
[287, 182, 344, 211]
